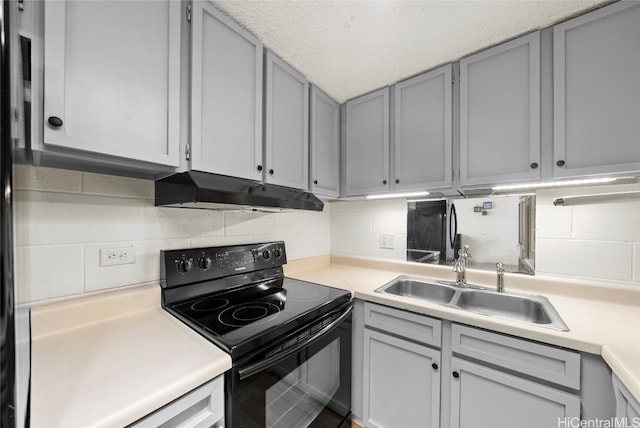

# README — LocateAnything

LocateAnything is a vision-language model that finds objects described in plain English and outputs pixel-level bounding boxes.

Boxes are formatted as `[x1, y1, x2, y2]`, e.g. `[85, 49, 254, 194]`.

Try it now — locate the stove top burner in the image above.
[219, 302, 281, 327]
[191, 297, 229, 312]
[161, 242, 352, 360]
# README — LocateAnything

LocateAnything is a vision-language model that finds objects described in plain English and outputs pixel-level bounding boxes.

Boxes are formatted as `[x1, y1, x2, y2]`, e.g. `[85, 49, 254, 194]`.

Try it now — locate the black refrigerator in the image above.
[1, 0, 27, 426]
[407, 200, 461, 266]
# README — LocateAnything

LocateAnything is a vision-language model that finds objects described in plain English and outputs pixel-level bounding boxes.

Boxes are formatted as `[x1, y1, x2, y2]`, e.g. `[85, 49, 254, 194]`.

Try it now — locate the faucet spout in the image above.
[452, 245, 470, 286]
[496, 262, 505, 293]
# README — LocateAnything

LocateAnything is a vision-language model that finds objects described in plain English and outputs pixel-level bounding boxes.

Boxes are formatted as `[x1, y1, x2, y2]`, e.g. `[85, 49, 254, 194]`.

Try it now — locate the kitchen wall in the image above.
[330, 199, 407, 260]
[13, 165, 331, 303]
[330, 184, 640, 287]
[535, 183, 640, 285]
[14, 165, 639, 304]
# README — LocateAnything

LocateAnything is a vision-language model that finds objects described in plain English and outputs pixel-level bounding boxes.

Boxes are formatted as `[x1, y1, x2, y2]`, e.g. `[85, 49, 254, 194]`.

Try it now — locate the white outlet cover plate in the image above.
[380, 234, 395, 249]
[100, 246, 136, 267]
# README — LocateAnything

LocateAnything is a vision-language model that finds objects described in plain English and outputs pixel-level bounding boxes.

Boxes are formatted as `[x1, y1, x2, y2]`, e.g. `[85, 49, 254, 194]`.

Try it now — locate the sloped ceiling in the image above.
[212, 0, 615, 103]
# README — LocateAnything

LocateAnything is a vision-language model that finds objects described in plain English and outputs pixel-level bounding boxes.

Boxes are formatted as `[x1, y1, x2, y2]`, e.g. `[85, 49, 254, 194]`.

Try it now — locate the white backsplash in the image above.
[330, 184, 640, 287]
[14, 165, 639, 304]
[13, 165, 330, 303]
[535, 183, 640, 284]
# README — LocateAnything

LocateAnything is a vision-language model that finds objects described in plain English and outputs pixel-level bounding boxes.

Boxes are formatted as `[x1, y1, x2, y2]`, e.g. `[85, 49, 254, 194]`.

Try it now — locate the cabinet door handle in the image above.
[47, 116, 64, 128]
[530, 162, 539, 169]
[269, 169, 274, 175]
[432, 363, 439, 370]
[395, 179, 400, 184]
[383, 180, 387, 185]
[313, 180, 318, 185]
[556, 160, 566, 167]
[452, 371, 460, 379]
[257, 165, 263, 171]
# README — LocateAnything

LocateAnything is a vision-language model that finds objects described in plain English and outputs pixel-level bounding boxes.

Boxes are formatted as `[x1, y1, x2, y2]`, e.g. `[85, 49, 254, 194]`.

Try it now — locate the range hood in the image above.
[155, 171, 324, 212]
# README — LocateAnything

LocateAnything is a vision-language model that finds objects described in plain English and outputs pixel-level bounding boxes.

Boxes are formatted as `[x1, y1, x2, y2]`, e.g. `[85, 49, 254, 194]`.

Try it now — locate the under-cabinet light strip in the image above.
[492, 177, 618, 191]
[553, 190, 640, 206]
[366, 191, 430, 200]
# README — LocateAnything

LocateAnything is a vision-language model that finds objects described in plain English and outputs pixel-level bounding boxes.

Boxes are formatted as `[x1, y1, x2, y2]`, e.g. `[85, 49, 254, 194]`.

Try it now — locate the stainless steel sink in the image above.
[375, 275, 569, 331]
[452, 289, 568, 330]
[377, 277, 457, 304]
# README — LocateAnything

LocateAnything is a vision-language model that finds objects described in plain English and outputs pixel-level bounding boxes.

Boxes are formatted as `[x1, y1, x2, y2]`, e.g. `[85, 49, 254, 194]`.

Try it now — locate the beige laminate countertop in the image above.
[285, 255, 640, 402]
[30, 284, 232, 428]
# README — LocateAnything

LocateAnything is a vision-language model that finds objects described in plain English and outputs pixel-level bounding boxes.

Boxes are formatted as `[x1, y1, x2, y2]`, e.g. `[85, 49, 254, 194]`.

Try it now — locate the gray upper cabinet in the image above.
[459, 32, 541, 187]
[264, 51, 309, 190]
[190, 2, 263, 181]
[310, 86, 340, 198]
[553, 2, 640, 178]
[42, 0, 181, 170]
[344, 88, 390, 196]
[393, 64, 452, 191]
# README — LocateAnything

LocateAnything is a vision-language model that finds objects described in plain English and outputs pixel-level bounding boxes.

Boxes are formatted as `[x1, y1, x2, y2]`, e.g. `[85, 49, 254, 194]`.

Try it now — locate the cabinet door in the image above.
[44, 0, 180, 167]
[344, 88, 390, 196]
[265, 51, 309, 189]
[191, 2, 263, 181]
[449, 357, 580, 428]
[613, 374, 640, 421]
[363, 329, 440, 428]
[460, 32, 541, 187]
[310, 86, 340, 198]
[553, 2, 640, 178]
[394, 65, 452, 191]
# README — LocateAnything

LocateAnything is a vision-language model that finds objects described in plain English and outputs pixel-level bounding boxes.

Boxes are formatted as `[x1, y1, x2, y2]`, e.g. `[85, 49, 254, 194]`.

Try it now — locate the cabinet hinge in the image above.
[185, 143, 191, 161]
[186, 3, 192, 22]
[17, 0, 24, 12]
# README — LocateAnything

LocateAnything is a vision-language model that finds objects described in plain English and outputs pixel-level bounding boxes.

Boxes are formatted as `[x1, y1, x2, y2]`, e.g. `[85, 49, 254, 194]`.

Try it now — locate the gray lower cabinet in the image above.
[392, 65, 453, 191]
[553, 2, 640, 178]
[190, 1, 263, 181]
[37, 0, 182, 175]
[310, 86, 340, 198]
[459, 31, 541, 187]
[363, 329, 441, 428]
[343, 88, 390, 196]
[449, 323, 581, 428]
[264, 51, 309, 190]
[362, 302, 442, 428]
[132, 376, 225, 428]
[613, 373, 640, 422]
[357, 302, 592, 428]
[449, 357, 580, 428]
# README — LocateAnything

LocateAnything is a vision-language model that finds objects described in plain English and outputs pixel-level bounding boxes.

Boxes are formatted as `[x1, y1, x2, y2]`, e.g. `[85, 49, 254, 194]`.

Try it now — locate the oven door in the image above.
[226, 303, 352, 428]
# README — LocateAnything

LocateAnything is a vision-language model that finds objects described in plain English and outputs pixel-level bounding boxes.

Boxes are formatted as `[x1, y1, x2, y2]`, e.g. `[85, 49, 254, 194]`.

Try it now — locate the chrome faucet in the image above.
[453, 245, 470, 286]
[496, 262, 505, 293]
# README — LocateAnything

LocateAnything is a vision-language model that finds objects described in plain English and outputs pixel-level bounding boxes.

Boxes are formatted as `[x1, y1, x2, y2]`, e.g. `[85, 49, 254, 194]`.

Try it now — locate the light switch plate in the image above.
[100, 246, 136, 267]
[380, 234, 395, 249]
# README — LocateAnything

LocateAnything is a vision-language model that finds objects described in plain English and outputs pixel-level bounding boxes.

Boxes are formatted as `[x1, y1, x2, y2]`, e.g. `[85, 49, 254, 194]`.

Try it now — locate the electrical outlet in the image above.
[380, 234, 395, 249]
[100, 246, 136, 267]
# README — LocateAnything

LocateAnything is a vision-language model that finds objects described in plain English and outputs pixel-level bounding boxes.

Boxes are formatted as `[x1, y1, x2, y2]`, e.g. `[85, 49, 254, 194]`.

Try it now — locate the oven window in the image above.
[266, 338, 340, 428]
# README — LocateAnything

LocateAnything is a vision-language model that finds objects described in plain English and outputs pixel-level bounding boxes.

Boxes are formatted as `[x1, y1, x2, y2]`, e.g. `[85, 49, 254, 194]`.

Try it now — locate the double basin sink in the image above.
[375, 276, 569, 331]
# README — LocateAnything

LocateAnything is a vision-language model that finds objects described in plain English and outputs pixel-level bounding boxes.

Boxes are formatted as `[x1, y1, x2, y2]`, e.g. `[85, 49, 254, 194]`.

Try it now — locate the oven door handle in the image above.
[237, 304, 352, 380]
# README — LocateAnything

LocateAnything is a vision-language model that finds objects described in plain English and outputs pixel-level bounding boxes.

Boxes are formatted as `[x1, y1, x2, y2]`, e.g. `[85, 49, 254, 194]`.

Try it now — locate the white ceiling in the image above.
[212, 0, 615, 103]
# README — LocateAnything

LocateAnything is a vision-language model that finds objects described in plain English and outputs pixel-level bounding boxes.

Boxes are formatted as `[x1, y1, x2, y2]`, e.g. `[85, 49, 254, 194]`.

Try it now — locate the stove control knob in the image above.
[262, 250, 271, 260]
[177, 257, 194, 273]
[198, 256, 212, 270]
[273, 248, 282, 258]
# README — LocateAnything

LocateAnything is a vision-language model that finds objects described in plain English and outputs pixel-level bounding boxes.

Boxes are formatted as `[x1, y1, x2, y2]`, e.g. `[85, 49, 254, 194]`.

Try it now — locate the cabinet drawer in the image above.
[132, 376, 224, 428]
[451, 324, 580, 389]
[364, 302, 441, 347]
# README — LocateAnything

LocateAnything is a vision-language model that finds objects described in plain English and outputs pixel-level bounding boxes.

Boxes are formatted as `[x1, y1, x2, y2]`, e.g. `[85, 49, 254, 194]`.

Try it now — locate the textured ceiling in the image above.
[212, 0, 615, 103]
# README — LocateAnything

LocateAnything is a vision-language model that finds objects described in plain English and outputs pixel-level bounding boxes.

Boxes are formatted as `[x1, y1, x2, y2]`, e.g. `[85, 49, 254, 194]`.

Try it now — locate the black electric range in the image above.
[160, 242, 353, 428]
